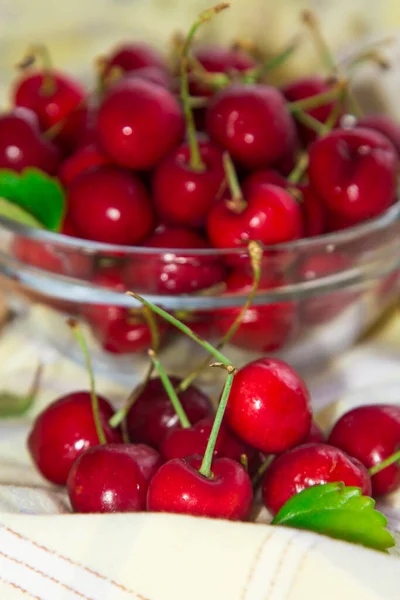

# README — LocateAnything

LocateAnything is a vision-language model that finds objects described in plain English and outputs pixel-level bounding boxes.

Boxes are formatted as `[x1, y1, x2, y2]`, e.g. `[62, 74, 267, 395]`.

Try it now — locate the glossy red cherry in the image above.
[225, 358, 312, 453]
[328, 405, 400, 496]
[207, 183, 303, 251]
[153, 139, 225, 227]
[262, 443, 372, 515]
[97, 78, 184, 170]
[58, 144, 111, 187]
[303, 421, 325, 444]
[0, 108, 60, 174]
[125, 227, 226, 295]
[67, 444, 148, 513]
[67, 166, 155, 245]
[206, 83, 296, 169]
[104, 42, 167, 77]
[282, 76, 339, 145]
[147, 455, 253, 520]
[126, 376, 212, 449]
[357, 114, 400, 156]
[160, 415, 258, 472]
[214, 271, 297, 352]
[308, 127, 398, 222]
[242, 169, 288, 196]
[27, 392, 122, 485]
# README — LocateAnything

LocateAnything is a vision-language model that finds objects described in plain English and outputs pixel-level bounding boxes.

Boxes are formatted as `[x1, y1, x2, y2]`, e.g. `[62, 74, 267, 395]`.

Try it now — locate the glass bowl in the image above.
[0, 200, 400, 381]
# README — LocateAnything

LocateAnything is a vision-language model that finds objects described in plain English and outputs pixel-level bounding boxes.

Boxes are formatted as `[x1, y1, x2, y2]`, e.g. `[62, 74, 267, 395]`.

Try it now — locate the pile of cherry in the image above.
[27, 309, 400, 522]
[5, 4, 400, 355]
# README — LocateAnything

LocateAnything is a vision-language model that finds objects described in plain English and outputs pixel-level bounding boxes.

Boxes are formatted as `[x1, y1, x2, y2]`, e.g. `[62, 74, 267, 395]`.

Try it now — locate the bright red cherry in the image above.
[308, 127, 398, 222]
[97, 78, 184, 170]
[214, 271, 297, 352]
[225, 358, 312, 453]
[126, 376, 212, 449]
[206, 84, 296, 170]
[0, 108, 60, 174]
[242, 169, 288, 196]
[152, 139, 225, 227]
[262, 443, 372, 515]
[357, 114, 400, 156]
[147, 455, 253, 520]
[103, 42, 167, 77]
[58, 144, 111, 187]
[328, 405, 400, 497]
[67, 444, 148, 513]
[160, 415, 258, 473]
[125, 227, 226, 295]
[282, 76, 339, 145]
[67, 166, 155, 245]
[207, 183, 303, 251]
[27, 392, 122, 485]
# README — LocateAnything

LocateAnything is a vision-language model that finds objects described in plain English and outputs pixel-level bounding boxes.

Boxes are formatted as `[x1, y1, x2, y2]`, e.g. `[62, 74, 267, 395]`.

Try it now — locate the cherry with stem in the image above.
[369, 450, 400, 477]
[68, 318, 106, 445]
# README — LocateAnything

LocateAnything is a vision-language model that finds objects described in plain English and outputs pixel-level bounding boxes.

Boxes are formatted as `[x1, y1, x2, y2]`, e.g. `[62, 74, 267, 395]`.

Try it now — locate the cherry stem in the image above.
[251, 455, 274, 487]
[127, 292, 232, 367]
[181, 3, 230, 172]
[288, 85, 342, 113]
[68, 319, 106, 445]
[369, 450, 400, 477]
[223, 152, 246, 213]
[199, 365, 237, 478]
[243, 37, 300, 83]
[149, 349, 191, 429]
[176, 241, 263, 393]
[17, 44, 56, 96]
[302, 10, 338, 76]
[292, 109, 327, 136]
[288, 153, 309, 185]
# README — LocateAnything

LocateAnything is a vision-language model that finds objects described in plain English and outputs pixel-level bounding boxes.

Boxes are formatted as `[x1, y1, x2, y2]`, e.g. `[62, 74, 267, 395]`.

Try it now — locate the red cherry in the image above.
[126, 376, 212, 449]
[104, 43, 167, 77]
[282, 76, 339, 145]
[58, 144, 111, 187]
[67, 444, 148, 513]
[206, 84, 296, 170]
[27, 392, 122, 485]
[328, 405, 400, 496]
[308, 127, 397, 222]
[225, 358, 312, 453]
[97, 78, 184, 170]
[357, 114, 400, 156]
[214, 271, 297, 352]
[262, 443, 372, 515]
[125, 66, 171, 88]
[153, 140, 225, 227]
[0, 108, 60, 174]
[147, 455, 253, 520]
[207, 183, 303, 250]
[242, 169, 288, 196]
[160, 415, 258, 473]
[125, 227, 226, 294]
[301, 184, 327, 237]
[303, 421, 325, 444]
[67, 166, 155, 245]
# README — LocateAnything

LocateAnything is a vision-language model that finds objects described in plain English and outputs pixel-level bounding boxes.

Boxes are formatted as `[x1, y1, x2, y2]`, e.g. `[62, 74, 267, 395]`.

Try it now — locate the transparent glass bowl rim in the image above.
[1, 198, 400, 257]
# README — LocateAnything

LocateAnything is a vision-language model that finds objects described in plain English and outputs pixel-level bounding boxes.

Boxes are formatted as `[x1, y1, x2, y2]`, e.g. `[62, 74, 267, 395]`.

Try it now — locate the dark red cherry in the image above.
[206, 83, 296, 170]
[27, 392, 122, 485]
[225, 358, 312, 453]
[97, 78, 184, 170]
[58, 144, 111, 187]
[357, 114, 400, 156]
[303, 421, 325, 444]
[308, 127, 397, 222]
[124, 227, 226, 294]
[67, 166, 155, 245]
[125, 66, 171, 88]
[262, 443, 372, 515]
[152, 139, 225, 227]
[328, 404, 400, 497]
[67, 444, 147, 513]
[147, 455, 253, 520]
[300, 184, 327, 237]
[126, 376, 212, 449]
[242, 169, 288, 196]
[104, 42, 167, 77]
[0, 108, 60, 174]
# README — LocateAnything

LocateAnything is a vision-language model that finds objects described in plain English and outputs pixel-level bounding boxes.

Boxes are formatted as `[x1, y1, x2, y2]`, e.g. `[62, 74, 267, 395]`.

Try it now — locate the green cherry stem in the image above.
[242, 37, 300, 84]
[287, 152, 309, 185]
[292, 109, 327, 136]
[302, 10, 338, 75]
[17, 44, 56, 96]
[223, 152, 247, 213]
[68, 318, 106, 445]
[288, 85, 342, 113]
[176, 240, 263, 393]
[180, 2, 230, 172]
[369, 450, 400, 477]
[199, 364, 237, 478]
[251, 455, 274, 488]
[126, 292, 232, 367]
[148, 349, 191, 429]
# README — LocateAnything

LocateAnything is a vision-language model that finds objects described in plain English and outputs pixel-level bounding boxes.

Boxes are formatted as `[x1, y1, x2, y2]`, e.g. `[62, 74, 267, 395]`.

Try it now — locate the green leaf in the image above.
[0, 168, 65, 231]
[0, 363, 42, 418]
[0, 198, 44, 229]
[272, 483, 395, 552]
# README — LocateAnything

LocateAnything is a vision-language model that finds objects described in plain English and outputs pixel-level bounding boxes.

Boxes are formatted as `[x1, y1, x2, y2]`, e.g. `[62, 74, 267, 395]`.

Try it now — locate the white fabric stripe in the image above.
[0, 526, 139, 600]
